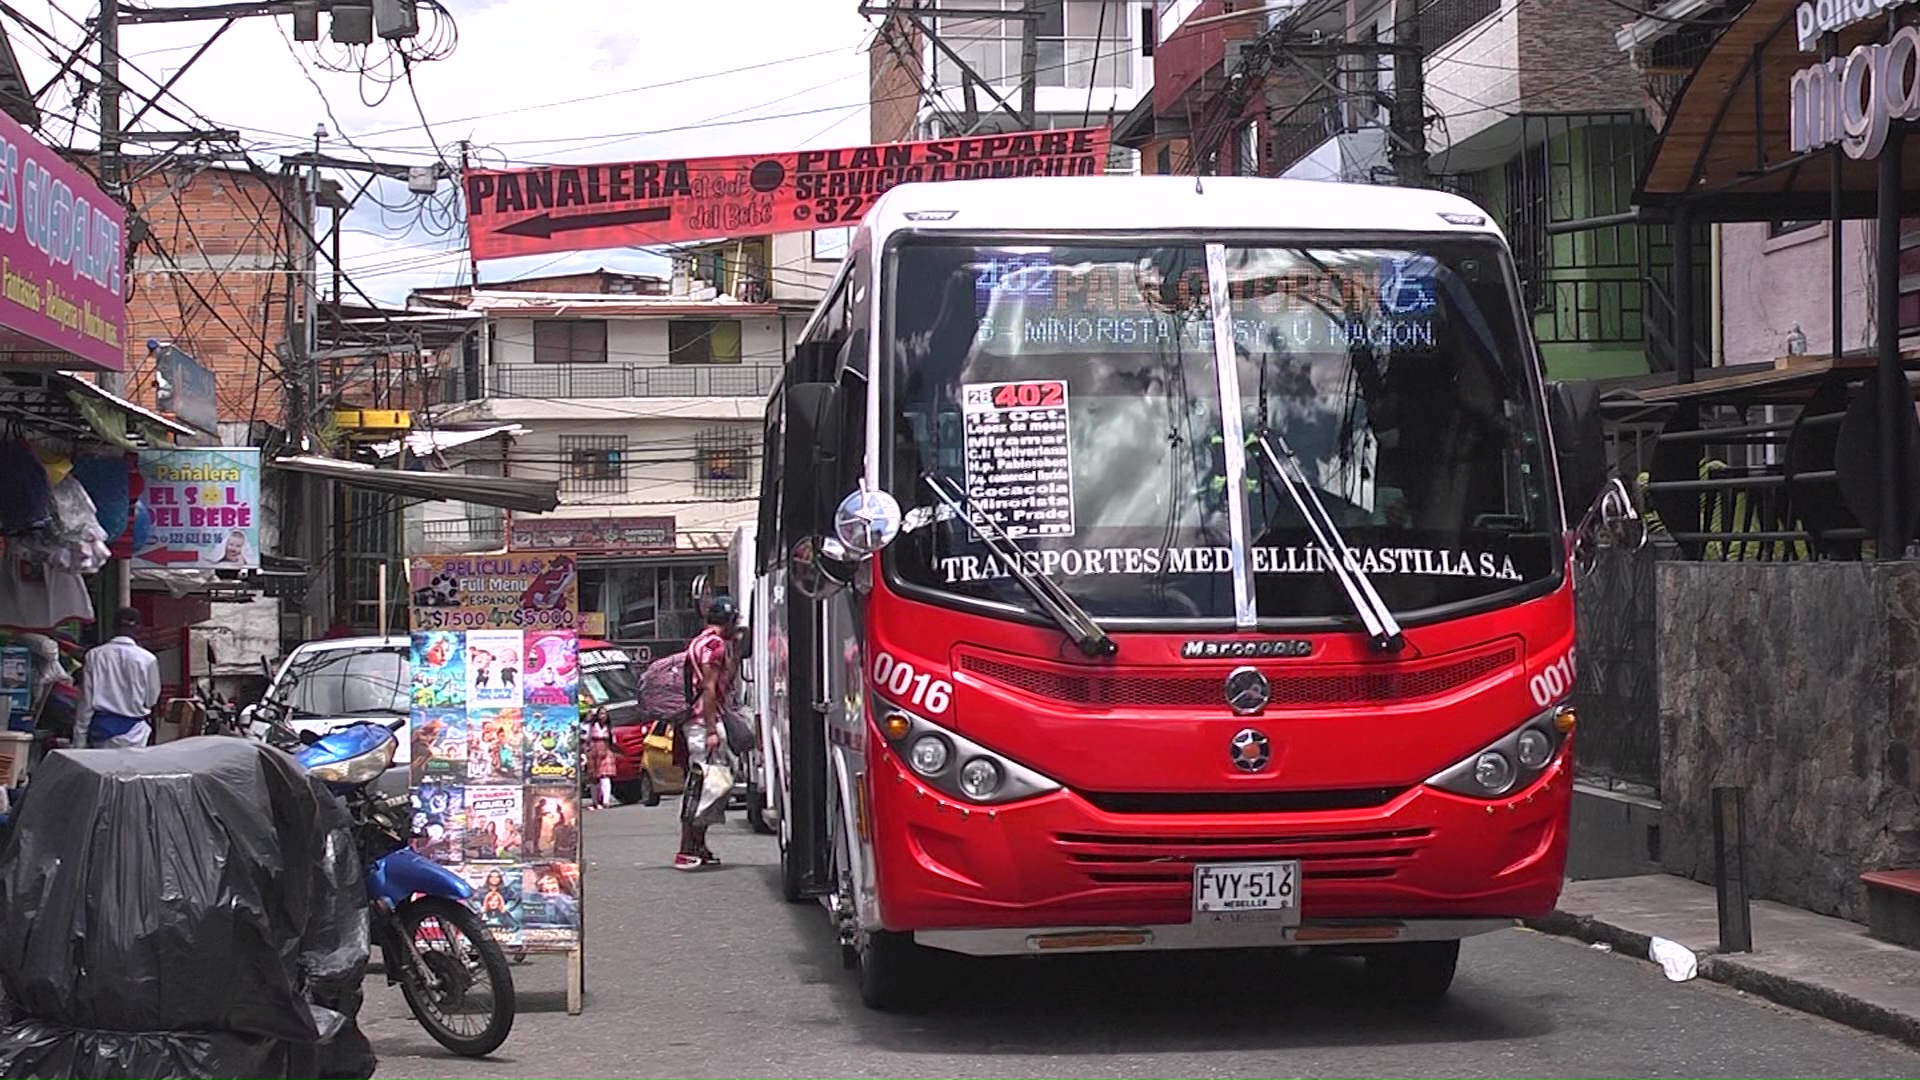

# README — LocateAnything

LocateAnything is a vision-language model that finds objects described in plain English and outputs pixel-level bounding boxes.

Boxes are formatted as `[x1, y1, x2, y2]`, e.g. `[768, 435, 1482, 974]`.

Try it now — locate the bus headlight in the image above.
[908, 735, 950, 776]
[958, 758, 1002, 800]
[871, 697, 1060, 806]
[1426, 705, 1570, 799]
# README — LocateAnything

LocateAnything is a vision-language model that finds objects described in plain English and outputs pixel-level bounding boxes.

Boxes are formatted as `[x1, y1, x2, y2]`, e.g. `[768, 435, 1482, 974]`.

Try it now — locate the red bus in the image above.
[749, 174, 1638, 1011]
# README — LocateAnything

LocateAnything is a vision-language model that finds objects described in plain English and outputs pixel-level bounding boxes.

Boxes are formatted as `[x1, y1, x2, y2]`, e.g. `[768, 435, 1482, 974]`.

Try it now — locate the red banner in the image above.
[464, 127, 1112, 262]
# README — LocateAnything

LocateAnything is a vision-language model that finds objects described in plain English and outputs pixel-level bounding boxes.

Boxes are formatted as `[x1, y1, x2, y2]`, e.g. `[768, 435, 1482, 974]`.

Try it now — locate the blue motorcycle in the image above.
[256, 700, 516, 1057]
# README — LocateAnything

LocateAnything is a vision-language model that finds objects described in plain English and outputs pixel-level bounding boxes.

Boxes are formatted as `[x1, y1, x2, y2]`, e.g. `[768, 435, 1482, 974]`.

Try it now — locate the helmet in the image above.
[704, 594, 738, 626]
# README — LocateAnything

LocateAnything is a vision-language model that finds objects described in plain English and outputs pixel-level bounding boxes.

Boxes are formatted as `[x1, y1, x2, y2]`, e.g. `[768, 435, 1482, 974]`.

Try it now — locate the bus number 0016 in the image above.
[870, 651, 952, 714]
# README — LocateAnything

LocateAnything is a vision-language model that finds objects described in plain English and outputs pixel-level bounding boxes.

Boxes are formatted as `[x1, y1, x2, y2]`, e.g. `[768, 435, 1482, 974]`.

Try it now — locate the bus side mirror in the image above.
[1547, 380, 1606, 526]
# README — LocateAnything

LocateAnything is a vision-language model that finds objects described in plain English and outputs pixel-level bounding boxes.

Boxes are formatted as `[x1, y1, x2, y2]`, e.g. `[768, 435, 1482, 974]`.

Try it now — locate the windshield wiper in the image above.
[1248, 429, 1406, 653]
[922, 473, 1118, 658]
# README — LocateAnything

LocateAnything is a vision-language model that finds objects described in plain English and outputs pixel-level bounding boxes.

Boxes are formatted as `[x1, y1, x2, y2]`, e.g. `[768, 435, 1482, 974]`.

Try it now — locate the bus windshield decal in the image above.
[961, 379, 1077, 540]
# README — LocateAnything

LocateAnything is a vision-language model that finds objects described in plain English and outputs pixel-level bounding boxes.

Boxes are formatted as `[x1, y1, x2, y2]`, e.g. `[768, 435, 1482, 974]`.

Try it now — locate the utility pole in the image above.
[1018, 0, 1040, 127]
[1388, 0, 1430, 187]
[97, 0, 122, 396]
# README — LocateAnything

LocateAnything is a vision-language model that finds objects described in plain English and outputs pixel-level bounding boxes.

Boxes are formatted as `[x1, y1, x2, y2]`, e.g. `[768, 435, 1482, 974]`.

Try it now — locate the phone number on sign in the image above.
[413, 608, 577, 631]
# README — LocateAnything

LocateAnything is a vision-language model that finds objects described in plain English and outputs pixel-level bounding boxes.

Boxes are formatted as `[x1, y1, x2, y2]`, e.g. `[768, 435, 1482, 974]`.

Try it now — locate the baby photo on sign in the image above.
[524, 789, 579, 861]
[466, 629, 523, 707]
[524, 632, 578, 706]
[467, 708, 525, 784]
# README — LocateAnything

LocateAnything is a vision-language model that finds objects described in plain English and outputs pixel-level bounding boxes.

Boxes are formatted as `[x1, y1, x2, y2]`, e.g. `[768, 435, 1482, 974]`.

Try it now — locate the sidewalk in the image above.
[1531, 875, 1920, 1048]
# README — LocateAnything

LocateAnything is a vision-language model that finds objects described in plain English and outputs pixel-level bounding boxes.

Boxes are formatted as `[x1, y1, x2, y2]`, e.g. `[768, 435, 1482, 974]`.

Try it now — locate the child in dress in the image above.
[585, 706, 618, 809]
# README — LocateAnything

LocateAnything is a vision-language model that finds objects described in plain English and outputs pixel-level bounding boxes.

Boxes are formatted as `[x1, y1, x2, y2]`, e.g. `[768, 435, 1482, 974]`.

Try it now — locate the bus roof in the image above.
[856, 175, 1504, 246]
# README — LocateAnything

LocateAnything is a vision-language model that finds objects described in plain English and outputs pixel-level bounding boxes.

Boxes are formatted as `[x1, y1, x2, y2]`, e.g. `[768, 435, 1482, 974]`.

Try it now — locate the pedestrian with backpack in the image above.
[675, 595, 742, 870]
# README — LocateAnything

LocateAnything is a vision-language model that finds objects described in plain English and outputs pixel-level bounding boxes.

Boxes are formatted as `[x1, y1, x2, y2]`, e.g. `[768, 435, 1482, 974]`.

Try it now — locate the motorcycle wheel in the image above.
[393, 896, 516, 1057]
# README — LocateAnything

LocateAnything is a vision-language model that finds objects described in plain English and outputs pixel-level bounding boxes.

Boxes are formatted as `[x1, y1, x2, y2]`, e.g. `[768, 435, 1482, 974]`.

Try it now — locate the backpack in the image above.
[636, 650, 695, 728]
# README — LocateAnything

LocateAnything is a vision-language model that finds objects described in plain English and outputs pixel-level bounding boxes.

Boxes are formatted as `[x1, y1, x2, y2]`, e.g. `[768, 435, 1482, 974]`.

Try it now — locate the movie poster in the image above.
[521, 861, 580, 945]
[465, 784, 524, 862]
[407, 552, 583, 954]
[524, 788, 579, 861]
[464, 864, 523, 945]
[411, 781, 465, 864]
[466, 629, 525, 707]
[468, 708, 525, 784]
[410, 707, 467, 784]
[525, 631, 579, 706]
[525, 706, 578, 785]
[411, 632, 466, 709]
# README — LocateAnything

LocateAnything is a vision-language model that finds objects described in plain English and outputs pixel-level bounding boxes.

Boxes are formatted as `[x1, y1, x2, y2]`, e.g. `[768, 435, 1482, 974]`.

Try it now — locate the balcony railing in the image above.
[412, 514, 506, 554]
[489, 363, 780, 400]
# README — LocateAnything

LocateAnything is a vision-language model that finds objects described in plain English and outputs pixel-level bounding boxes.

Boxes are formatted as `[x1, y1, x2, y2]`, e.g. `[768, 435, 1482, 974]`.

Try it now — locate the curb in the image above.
[1527, 911, 1920, 1051]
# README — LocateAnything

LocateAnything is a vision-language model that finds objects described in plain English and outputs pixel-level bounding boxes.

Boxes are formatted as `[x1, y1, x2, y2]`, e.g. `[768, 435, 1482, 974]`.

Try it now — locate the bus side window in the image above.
[833, 328, 869, 496]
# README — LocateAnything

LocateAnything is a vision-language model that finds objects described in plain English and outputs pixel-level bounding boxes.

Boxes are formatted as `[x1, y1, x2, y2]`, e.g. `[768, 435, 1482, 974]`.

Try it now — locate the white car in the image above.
[247, 635, 412, 795]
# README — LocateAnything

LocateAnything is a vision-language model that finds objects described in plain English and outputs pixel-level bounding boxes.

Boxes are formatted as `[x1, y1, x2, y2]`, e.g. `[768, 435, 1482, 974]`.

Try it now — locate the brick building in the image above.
[116, 162, 300, 432]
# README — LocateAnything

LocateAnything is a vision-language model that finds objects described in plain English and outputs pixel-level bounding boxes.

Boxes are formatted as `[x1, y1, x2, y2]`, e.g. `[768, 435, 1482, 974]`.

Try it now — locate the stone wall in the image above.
[1657, 562, 1920, 921]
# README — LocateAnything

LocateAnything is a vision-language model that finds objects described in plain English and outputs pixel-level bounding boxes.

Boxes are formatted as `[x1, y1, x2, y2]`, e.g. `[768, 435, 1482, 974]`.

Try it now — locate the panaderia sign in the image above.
[1790, 14, 1920, 159]
[462, 128, 1111, 261]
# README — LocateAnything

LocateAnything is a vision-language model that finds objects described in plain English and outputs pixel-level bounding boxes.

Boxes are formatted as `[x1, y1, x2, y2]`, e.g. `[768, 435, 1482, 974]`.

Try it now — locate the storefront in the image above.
[0, 104, 139, 751]
[1611, 0, 1920, 557]
[507, 515, 732, 662]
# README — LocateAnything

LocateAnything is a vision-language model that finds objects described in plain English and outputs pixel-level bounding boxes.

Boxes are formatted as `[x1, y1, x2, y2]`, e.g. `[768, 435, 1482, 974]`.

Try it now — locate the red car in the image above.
[578, 640, 685, 805]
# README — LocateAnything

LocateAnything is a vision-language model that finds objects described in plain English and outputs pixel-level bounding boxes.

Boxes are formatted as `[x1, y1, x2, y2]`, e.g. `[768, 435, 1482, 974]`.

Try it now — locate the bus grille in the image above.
[957, 646, 1517, 709]
[1054, 826, 1434, 885]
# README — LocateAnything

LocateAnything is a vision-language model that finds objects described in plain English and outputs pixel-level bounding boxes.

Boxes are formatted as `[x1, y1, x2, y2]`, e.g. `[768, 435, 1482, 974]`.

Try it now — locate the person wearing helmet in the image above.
[675, 594, 742, 870]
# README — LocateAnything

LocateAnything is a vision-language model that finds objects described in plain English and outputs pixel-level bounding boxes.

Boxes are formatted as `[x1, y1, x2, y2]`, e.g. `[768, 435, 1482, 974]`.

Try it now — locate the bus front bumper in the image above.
[866, 748, 1573, 942]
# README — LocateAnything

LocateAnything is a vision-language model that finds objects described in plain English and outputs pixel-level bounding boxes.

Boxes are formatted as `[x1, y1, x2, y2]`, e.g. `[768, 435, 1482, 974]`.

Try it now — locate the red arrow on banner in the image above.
[136, 547, 201, 565]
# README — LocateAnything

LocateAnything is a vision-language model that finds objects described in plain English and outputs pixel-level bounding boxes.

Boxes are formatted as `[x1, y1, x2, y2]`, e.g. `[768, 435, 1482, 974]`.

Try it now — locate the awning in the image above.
[368, 424, 525, 460]
[269, 454, 560, 514]
[1637, 0, 1920, 219]
[0, 369, 193, 449]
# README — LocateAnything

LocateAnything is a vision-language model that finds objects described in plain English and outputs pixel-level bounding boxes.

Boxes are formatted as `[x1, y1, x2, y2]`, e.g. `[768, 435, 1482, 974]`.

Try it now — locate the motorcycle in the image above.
[253, 694, 517, 1057]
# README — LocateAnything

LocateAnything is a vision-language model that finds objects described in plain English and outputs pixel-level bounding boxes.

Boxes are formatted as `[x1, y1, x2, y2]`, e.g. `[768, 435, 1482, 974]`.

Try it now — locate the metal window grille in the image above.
[560, 434, 627, 495]
[694, 428, 755, 498]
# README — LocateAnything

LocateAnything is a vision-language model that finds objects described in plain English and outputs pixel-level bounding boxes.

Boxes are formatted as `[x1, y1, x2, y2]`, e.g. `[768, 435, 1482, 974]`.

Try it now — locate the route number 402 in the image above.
[870, 651, 953, 714]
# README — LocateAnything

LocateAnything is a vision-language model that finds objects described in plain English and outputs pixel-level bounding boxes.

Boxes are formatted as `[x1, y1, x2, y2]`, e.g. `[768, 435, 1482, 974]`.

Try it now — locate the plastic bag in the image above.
[0, 736, 374, 1078]
[696, 761, 733, 822]
[0, 1019, 294, 1080]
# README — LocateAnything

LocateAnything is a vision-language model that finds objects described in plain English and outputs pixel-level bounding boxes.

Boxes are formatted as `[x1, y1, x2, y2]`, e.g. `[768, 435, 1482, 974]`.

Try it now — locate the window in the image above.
[1235, 121, 1259, 176]
[1420, 0, 1499, 53]
[1155, 144, 1172, 174]
[531, 319, 608, 364]
[279, 645, 408, 718]
[1141, 4, 1155, 56]
[1768, 220, 1821, 238]
[669, 320, 743, 364]
[560, 434, 626, 494]
[812, 227, 853, 261]
[695, 427, 755, 498]
[931, 0, 1131, 90]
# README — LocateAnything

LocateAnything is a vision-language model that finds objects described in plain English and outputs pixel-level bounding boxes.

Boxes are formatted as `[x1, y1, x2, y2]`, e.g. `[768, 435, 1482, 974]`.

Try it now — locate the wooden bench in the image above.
[1860, 869, 1920, 949]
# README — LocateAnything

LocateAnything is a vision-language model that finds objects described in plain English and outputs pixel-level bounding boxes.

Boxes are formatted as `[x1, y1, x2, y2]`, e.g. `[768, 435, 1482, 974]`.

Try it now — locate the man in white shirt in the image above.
[75, 607, 160, 749]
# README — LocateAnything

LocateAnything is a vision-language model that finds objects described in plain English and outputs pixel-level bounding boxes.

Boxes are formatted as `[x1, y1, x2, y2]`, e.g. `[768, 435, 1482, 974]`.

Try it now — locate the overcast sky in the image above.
[11, 0, 874, 303]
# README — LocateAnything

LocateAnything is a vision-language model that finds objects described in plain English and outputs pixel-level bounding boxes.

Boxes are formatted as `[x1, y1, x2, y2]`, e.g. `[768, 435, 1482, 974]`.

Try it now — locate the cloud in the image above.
[14, 1, 874, 302]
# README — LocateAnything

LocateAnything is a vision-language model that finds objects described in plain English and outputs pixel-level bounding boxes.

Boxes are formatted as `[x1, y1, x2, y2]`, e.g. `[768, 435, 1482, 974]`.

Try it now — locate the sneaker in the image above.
[672, 853, 704, 871]
[699, 848, 721, 866]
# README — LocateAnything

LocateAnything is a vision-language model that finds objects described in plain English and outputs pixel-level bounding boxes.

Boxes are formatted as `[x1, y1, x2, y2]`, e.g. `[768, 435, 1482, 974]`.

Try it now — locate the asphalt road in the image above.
[364, 805, 1920, 1079]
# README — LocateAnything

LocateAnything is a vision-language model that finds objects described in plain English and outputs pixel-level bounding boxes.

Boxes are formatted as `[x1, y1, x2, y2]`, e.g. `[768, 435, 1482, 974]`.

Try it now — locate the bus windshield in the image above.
[883, 236, 1559, 625]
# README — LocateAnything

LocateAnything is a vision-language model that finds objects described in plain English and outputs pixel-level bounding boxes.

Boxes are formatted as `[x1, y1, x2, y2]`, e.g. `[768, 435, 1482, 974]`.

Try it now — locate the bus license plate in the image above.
[1193, 861, 1300, 914]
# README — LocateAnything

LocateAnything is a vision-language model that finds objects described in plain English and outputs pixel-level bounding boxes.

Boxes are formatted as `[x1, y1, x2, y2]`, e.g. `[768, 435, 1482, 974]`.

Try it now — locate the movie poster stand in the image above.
[405, 551, 587, 1016]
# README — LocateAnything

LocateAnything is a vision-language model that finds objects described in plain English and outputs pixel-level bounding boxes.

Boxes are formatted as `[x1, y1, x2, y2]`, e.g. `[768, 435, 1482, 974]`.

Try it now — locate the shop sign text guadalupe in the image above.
[1791, 22, 1920, 159]
[0, 106, 125, 371]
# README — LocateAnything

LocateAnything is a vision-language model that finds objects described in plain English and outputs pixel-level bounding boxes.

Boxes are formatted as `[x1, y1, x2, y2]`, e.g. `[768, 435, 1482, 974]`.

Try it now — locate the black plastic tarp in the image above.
[0, 737, 374, 1079]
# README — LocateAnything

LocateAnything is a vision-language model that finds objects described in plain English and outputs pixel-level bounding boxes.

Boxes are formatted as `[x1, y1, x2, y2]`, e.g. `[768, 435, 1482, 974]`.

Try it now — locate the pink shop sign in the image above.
[0, 112, 125, 372]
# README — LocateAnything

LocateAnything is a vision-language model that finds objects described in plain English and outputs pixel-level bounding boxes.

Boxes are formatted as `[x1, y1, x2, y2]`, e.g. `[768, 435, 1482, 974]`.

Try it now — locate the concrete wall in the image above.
[505, 415, 761, 545]
[1718, 221, 1876, 366]
[1657, 562, 1920, 921]
[1426, 0, 1518, 151]
[490, 314, 790, 369]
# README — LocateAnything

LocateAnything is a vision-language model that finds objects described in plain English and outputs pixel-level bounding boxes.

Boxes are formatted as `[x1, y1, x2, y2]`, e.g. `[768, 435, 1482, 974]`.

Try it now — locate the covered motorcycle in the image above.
[0, 737, 375, 1079]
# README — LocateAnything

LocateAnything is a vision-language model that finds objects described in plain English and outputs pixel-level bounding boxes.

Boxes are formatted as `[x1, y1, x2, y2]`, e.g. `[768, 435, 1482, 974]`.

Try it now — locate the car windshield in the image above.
[884, 236, 1557, 625]
[281, 645, 409, 717]
[582, 665, 637, 707]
